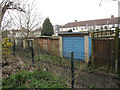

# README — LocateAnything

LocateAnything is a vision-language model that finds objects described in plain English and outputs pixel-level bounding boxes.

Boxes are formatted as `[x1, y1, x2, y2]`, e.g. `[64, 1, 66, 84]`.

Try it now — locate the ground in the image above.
[2, 48, 120, 88]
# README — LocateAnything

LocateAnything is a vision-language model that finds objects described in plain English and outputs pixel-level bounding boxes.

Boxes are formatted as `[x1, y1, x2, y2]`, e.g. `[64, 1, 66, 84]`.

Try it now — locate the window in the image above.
[100, 26, 103, 29]
[73, 28, 75, 30]
[112, 25, 115, 28]
[104, 26, 107, 29]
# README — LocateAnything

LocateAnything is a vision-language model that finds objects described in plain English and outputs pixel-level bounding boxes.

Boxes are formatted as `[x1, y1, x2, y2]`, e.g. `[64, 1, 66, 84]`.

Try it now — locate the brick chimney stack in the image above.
[75, 20, 77, 22]
[111, 15, 114, 19]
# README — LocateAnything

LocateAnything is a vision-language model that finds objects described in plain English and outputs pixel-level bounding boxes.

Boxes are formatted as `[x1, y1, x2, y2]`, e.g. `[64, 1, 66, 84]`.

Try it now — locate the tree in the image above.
[0, 1, 25, 64]
[41, 18, 54, 36]
[11, 1, 42, 48]
[0, 0, 25, 30]
[1, 0, 42, 48]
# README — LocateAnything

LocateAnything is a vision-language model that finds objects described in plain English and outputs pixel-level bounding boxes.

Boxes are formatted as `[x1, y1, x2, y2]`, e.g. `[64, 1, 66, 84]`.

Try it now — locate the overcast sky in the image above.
[20, 0, 120, 25]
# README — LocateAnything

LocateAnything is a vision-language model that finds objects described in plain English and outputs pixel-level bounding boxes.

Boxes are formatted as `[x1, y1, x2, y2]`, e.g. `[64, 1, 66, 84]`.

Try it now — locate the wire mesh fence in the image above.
[7, 38, 120, 88]
[63, 51, 87, 61]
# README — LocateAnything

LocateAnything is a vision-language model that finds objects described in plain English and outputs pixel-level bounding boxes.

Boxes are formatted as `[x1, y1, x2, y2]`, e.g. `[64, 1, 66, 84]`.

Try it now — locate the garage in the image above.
[59, 32, 91, 62]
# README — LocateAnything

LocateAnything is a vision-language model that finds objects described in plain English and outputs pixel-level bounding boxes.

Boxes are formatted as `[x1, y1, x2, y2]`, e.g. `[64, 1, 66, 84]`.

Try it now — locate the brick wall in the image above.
[34, 37, 60, 56]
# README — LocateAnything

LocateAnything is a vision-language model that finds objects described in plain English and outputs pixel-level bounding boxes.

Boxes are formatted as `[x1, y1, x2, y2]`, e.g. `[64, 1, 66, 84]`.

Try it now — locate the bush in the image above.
[2, 70, 67, 88]
[2, 38, 13, 61]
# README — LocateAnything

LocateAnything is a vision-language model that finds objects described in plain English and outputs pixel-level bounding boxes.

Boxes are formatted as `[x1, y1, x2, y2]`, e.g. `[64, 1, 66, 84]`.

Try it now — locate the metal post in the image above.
[13, 39, 15, 57]
[71, 52, 74, 88]
[115, 27, 119, 72]
[31, 47, 34, 67]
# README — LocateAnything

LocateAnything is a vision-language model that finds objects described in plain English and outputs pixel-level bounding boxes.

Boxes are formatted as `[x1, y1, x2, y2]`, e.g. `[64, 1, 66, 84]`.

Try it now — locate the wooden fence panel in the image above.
[93, 39, 116, 68]
[119, 38, 120, 69]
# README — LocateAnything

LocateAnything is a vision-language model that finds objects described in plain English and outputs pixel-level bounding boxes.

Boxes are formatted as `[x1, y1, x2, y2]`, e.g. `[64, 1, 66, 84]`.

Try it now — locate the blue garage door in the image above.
[63, 37, 85, 60]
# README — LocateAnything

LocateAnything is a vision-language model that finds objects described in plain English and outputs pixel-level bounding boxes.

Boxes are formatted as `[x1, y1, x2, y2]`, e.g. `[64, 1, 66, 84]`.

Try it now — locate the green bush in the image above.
[2, 70, 67, 88]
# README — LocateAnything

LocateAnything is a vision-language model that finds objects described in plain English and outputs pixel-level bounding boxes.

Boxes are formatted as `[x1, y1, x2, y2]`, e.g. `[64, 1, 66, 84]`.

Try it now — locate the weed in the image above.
[2, 70, 67, 88]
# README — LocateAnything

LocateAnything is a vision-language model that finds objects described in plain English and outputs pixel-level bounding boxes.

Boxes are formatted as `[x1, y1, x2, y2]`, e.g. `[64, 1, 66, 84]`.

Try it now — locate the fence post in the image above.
[31, 47, 34, 67]
[71, 52, 74, 88]
[91, 32, 94, 68]
[13, 39, 15, 57]
[115, 27, 119, 72]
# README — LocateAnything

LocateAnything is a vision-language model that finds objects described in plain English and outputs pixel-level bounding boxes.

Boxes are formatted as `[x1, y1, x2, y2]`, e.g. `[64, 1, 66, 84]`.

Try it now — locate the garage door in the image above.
[63, 36, 85, 60]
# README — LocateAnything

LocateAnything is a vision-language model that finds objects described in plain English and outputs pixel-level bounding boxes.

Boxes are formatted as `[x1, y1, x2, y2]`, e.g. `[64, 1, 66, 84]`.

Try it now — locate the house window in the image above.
[81, 28, 83, 30]
[104, 26, 107, 29]
[100, 26, 103, 29]
[73, 28, 75, 30]
[76, 28, 78, 30]
[112, 25, 115, 28]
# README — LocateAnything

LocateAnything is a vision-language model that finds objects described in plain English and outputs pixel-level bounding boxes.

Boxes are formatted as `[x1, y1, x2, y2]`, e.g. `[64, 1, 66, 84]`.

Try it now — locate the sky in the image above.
[29, 0, 118, 26]
[2, 0, 119, 27]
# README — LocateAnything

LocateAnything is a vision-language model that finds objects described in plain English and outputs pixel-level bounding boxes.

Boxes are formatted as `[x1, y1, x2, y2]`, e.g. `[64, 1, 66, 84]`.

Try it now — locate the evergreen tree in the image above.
[41, 18, 54, 36]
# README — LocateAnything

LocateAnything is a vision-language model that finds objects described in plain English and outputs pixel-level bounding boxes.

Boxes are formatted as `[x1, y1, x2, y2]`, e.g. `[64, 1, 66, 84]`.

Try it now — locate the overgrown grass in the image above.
[2, 70, 68, 88]
[15, 46, 87, 70]
[35, 53, 87, 70]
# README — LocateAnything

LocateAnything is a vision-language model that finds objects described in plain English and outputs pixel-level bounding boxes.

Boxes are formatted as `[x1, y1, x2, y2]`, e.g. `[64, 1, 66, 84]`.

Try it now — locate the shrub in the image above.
[2, 38, 13, 61]
[2, 70, 67, 88]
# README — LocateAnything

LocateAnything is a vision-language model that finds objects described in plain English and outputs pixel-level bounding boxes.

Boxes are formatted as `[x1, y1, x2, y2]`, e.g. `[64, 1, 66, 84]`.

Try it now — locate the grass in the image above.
[35, 53, 87, 70]
[15, 46, 87, 70]
[2, 70, 68, 88]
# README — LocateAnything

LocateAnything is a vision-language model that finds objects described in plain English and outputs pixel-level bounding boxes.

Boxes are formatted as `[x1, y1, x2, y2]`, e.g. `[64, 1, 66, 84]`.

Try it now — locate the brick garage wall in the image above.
[50, 39, 59, 56]
[34, 37, 60, 56]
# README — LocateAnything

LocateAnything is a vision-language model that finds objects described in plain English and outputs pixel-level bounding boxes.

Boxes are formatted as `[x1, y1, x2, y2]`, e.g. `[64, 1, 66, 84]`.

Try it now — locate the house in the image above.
[8, 29, 28, 38]
[30, 28, 41, 37]
[60, 15, 118, 32]
[7, 27, 42, 38]
[52, 25, 62, 36]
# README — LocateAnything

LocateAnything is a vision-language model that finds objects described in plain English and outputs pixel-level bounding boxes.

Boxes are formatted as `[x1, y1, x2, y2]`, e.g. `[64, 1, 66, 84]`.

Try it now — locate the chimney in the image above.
[75, 20, 77, 22]
[111, 15, 114, 19]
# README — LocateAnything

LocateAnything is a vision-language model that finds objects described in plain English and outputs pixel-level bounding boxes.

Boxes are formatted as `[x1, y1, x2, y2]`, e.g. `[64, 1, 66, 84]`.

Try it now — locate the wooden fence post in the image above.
[71, 52, 74, 88]
[91, 32, 94, 68]
[59, 36, 63, 58]
[84, 35, 89, 63]
[115, 27, 119, 72]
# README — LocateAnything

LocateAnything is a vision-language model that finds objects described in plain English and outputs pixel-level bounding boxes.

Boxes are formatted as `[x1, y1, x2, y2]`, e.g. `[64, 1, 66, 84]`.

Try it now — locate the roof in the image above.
[62, 17, 118, 28]
[11, 29, 29, 33]
[59, 31, 89, 36]
[33, 27, 41, 32]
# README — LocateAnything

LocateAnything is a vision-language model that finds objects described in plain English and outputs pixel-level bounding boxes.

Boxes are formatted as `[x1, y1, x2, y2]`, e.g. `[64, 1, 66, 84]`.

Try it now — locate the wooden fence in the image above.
[91, 28, 120, 70]
[34, 37, 60, 56]
[92, 38, 116, 67]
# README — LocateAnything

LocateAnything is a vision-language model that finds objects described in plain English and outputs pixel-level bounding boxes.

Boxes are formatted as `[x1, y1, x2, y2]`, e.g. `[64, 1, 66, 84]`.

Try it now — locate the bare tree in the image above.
[8, 0, 42, 47]
[0, 0, 25, 30]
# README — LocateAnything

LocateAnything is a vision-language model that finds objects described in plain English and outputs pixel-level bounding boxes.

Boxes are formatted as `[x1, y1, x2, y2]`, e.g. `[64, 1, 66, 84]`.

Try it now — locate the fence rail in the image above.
[92, 28, 118, 38]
